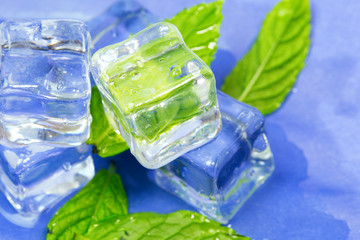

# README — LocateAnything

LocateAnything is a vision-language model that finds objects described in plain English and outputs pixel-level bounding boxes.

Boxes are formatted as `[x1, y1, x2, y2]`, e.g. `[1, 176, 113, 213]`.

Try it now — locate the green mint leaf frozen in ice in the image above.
[77, 211, 250, 240]
[47, 163, 128, 240]
[221, 0, 311, 115]
[86, 86, 129, 157]
[168, 0, 224, 66]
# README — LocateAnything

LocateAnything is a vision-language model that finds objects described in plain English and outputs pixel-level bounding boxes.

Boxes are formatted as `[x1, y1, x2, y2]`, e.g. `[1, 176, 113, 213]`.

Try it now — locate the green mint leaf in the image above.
[221, 0, 311, 115]
[47, 168, 249, 239]
[86, 86, 129, 158]
[168, 0, 224, 66]
[80, 211, 250, 240]
[47, 164, 128, 240]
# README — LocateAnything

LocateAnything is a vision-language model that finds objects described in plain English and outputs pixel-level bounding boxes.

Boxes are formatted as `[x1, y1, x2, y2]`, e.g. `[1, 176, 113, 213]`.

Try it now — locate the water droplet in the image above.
[170, 66, 182, 77]
[109, 80, 114, 86]
[278, 9, 290, 17]
[18, 186, 26, 198]
[208, 42, 216, 50]
[135, 60, 143, 68]
[93, 224, 98, 228]
[197, 6, 205, 11]
[57, 81, 64, 90]
[159, 25, 169, 34]
[181, 166, 187, 178]
[169, 39, 179, 47]
[159, 58, 165, 63]
[62, 162, 72, 171]
[131, 72, 140, 80]
[248, 169, 255, 177]
[119, 73, 127, 79]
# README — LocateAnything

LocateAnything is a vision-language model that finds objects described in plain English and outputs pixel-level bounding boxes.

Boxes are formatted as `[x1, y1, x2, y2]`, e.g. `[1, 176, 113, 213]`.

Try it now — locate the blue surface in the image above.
[0, 0, 359, 239]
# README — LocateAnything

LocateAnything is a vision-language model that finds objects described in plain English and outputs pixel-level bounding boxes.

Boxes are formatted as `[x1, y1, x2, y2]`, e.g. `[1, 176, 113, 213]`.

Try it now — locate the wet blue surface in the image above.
[0, 0, 359, 239]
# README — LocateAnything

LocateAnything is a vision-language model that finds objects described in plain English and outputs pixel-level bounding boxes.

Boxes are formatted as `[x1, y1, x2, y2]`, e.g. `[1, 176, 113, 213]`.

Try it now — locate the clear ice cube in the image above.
[0, 142, 94, 227]
[149, 91, 274, 223]
[91, 22, 221, 169]
[87, 0, 159, 52]
[0, 19, 92, 146]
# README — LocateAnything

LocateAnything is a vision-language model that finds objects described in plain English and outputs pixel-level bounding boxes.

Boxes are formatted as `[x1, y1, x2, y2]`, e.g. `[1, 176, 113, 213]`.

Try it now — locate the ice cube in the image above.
[149, 91, 274, 223]
[87, 0, 159, 52]
[0, 19, 92, 146]
[0, 142, 94, 227]
[91, 22, 221, 169]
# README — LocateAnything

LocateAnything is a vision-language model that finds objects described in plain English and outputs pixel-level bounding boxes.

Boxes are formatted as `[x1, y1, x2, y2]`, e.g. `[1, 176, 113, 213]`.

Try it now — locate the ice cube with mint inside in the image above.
[149, 91, 274, 224]
[0, 19, 92, 146]
[91, 22, 222, 169]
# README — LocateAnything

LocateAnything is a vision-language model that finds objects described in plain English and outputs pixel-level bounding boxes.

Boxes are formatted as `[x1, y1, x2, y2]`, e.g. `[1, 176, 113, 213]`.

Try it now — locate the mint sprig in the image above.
[221, 0, 311, 115]
[47, 166, 249, 240]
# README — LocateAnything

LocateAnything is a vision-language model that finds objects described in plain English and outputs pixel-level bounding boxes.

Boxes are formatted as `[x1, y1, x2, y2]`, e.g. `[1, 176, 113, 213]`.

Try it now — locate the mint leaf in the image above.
[86, 86, 129, 158]
[47, 164, 128, 240]
[168, 0, 224, 65]
[79, 211, 250, 240]
[221, 0, 311, 115]
[48, 168, 249, 239]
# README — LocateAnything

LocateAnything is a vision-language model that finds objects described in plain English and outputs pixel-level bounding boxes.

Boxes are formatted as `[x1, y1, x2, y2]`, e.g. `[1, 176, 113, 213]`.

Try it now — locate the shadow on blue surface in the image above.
[229, 122, 350, 240]
[212, 48, 237, 88]
[111, 150, 196, 214]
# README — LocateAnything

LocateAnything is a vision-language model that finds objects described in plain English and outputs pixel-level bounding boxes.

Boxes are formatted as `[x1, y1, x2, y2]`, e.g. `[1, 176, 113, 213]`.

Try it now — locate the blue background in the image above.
[0, 0, 358, 239]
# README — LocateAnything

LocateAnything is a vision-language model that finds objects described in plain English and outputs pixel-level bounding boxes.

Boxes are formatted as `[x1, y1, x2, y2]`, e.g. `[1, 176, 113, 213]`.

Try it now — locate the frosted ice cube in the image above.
[0, 143, 94, 227]
[149, 91, 274, 223]
[91, 22, 221, 169]
[0, 19, 92, 146]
